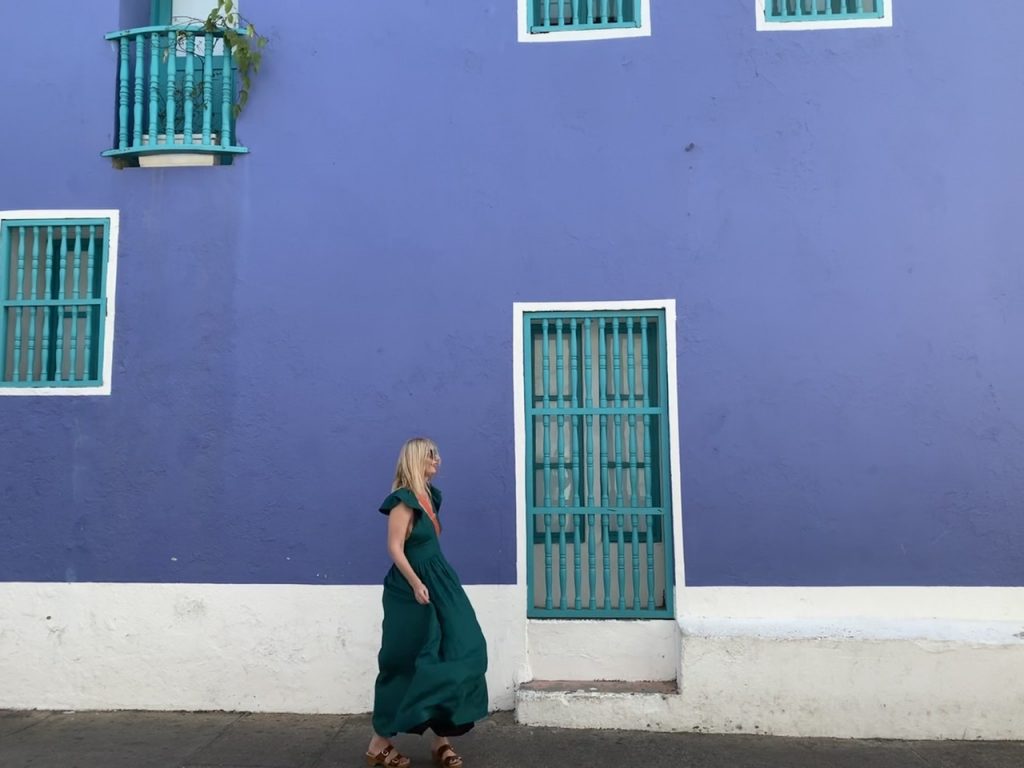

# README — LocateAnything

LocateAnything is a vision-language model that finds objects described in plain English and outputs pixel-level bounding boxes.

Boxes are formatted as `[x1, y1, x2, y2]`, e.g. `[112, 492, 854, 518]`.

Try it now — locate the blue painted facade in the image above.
[1, 1, 1022, 587]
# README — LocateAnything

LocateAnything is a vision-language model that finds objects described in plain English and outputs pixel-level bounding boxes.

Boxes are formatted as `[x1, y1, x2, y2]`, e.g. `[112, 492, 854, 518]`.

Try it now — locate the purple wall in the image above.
[1, 1, 1022, 586]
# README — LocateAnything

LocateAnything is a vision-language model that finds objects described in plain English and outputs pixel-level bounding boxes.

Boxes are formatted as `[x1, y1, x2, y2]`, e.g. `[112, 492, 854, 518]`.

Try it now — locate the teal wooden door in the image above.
[524, 310, 675, 618]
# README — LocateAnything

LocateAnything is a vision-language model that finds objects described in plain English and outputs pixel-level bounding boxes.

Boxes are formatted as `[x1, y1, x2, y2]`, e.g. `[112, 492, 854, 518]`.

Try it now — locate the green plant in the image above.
[172, 0, 268, 118]
[204, 0, 267, 118]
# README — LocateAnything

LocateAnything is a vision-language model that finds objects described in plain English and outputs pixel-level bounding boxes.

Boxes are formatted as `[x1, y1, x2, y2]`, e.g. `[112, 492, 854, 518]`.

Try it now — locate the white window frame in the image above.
[518, 0, 652, 43]
[0, 210, 120, 396]
[755, 0, 893, 31]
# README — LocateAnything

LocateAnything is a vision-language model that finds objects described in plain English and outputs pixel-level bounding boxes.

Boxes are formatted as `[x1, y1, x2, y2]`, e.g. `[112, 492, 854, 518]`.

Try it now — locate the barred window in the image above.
[0, 213, 118, 393]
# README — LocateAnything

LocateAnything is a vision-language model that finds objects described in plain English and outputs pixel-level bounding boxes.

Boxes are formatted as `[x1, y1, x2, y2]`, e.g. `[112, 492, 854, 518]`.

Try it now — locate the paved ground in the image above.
[2, 709, 1023, 768]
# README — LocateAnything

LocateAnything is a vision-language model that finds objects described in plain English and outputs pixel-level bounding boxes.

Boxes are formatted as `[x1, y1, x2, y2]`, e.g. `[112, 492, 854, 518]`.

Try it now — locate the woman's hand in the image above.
[413, 581, 430, 605]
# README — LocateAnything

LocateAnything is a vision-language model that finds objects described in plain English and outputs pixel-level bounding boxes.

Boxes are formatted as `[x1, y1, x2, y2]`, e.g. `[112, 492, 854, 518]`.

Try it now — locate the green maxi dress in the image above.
[372, 486, 489, 738]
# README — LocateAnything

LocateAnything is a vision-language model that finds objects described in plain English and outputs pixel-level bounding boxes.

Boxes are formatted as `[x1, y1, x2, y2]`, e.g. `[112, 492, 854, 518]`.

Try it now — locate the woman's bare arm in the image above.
[387, 502, 430, 604]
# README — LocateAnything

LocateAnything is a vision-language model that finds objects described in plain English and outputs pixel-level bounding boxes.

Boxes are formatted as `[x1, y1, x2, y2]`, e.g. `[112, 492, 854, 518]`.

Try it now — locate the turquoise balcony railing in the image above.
[529, 0, 640, 33]
[102, 25, 248, 166]
[767, 0, 885, 21]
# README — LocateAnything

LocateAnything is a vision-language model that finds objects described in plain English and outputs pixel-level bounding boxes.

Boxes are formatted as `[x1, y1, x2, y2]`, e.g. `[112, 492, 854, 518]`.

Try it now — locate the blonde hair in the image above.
[392, 437, 439, 500]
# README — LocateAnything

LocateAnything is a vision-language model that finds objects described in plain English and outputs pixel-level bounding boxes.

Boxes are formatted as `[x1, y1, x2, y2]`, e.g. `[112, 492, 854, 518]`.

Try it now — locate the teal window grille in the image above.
[0, 220, 111, 388]
[525, 310, 674, 619]
[529, 0, 641, 33]
[767, 0, 884, 21]
[103, 1, 246, 166]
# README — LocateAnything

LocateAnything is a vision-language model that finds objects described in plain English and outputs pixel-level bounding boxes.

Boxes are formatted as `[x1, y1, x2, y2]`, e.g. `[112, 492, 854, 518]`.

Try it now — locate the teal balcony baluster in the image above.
[148, 32, 159, 146]
[183, 34, 195, 145]
[132, 38, 144, 147]
[117, 39, 129, 149]
[165, 31, 176, 147]
[201, 33, 213, 145]
[221, 47, 233, 148]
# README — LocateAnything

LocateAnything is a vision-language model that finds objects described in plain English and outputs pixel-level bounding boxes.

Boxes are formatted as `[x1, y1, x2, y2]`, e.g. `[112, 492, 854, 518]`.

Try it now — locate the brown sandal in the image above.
[365, 744, 411, 767]
[433, 743, 463, 768]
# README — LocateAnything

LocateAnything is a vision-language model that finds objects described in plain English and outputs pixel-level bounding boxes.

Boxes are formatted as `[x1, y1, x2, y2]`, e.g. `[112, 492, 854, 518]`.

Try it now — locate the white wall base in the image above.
[518, 588, 1024, 739]
[0, 583, 526, 714]
[518, 618, 1024, 739]
[527, 619, 677, 682]
[678, 617, 1024, 739]
[6, 582, 1024, 739]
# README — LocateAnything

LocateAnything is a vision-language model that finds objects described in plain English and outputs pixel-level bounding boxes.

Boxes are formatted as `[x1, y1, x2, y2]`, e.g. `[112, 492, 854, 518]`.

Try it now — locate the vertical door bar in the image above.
[642, 318, 656, 608]
[12, 228, 26, 381]
[84, 227, 96, 379]
[555, 320, 565, 507]
[69, 226, 84, 381]
[54, 227, 67, 382]
[598, 318, 611, 609]
[627, 318, 641, 607]
[26, 228, 40, 382]
[611, 319, 624, 506]
[611, 319, 626, 607]
[555, 320, 567, 609]
[92, 224, 109, 387]
[541, 320, 553, 609]
[583, 318, 597, 608]
[570, 318, 582, 609]
[0, 224, 7, 382]
[41, 227, 53, 380]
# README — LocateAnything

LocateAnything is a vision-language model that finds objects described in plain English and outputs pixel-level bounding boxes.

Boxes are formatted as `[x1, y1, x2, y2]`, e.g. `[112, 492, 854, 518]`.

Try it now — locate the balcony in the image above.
[102, 25, 248, 168]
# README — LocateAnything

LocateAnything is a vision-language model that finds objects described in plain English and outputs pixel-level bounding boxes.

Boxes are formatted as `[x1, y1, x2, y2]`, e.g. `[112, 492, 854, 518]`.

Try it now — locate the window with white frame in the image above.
[519, 0, 651, 43]
[756, 0, 892, 30]
[0, 211, 119, 395]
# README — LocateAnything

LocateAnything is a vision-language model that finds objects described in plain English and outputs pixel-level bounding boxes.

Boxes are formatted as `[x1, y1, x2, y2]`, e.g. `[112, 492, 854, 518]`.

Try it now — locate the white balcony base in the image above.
[136, 133, 221, 167]
[138, 153, 216, 168]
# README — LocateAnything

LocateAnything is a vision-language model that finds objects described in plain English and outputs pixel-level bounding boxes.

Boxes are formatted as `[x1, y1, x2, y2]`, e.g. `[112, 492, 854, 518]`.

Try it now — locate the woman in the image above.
[365, 438, 488, 768]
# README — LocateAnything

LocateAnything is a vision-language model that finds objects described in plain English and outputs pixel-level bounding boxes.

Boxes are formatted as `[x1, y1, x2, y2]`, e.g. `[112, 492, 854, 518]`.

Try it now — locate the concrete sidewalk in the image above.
[2, 709, 1023, 768]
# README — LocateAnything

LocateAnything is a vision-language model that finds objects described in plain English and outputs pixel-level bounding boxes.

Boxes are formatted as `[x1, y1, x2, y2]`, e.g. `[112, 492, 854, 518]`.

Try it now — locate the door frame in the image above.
[512, 299, 685, 621]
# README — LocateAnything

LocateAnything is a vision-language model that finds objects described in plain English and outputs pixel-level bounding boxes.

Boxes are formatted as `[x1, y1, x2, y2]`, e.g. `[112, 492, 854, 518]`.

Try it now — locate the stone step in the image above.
[515, 679, 680, 731]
